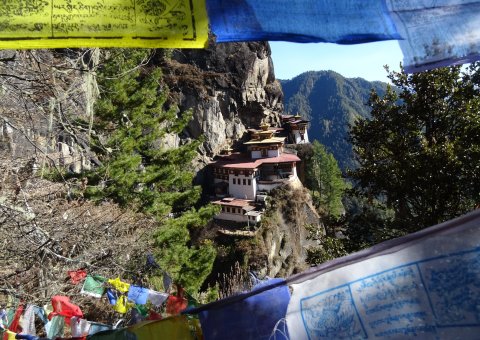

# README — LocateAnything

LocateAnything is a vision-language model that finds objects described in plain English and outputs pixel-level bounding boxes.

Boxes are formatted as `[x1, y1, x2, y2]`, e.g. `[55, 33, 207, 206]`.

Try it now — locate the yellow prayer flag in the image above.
[107, 277, 130, 293]
[0, 0, 208, 49]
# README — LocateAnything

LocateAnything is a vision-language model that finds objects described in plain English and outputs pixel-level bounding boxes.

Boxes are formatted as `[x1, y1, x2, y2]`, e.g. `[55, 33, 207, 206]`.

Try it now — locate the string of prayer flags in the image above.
[81, 276, 107, 299]
[206, 0, 480, 73]
[0, 0, 208, 49]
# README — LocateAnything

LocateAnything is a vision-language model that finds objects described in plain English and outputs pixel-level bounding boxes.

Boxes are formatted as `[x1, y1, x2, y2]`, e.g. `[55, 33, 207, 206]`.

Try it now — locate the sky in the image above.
[269, 40, 404, 83]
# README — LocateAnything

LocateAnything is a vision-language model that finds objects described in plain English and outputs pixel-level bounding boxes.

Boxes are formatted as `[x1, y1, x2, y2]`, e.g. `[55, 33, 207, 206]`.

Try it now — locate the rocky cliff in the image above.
[162, 41, 283, 162]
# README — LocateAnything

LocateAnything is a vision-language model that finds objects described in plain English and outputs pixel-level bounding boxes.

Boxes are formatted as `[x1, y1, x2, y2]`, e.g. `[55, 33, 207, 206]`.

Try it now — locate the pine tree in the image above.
[305, 141, 347, 218]
[88, 49, 218, 294]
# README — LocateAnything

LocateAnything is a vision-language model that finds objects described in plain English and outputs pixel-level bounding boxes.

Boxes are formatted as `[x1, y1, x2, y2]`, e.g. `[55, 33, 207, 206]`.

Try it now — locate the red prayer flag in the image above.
[165, 287, 187, 315]
[49, 296, 83, 325]
[68, 269, 87, 284]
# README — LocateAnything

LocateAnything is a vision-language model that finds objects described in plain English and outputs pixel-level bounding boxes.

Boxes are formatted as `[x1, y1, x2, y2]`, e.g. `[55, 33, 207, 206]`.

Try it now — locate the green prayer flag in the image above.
[81, 275, 107, 298]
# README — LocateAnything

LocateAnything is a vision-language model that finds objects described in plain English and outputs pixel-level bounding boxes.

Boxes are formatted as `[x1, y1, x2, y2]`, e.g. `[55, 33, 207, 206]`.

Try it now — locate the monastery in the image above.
[211, 117, 309, 225]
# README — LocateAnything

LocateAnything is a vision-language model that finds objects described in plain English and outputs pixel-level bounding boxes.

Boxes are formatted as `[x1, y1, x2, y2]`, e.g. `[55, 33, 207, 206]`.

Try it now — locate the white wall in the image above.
[229, 174, 256, 200]
[257, 181, 284, 192]
[292, 130, 309, 144]
[215, 211, 261, 224]
[215, 211, 248, 223]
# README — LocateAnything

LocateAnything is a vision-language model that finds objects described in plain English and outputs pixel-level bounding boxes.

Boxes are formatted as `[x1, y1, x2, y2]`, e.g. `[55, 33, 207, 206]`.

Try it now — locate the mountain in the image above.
[281, 71, 389, 170]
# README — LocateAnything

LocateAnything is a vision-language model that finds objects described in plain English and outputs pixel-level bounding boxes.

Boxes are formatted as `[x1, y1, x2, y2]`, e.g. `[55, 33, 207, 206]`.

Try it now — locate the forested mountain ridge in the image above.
[281, 71, 389, 170]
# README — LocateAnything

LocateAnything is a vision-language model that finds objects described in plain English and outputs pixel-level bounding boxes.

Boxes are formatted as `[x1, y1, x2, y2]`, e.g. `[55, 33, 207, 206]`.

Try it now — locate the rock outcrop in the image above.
[163, 41, 283, 162]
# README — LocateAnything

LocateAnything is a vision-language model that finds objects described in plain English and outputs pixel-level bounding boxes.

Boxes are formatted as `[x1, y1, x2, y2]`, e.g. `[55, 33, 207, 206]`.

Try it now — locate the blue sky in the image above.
[270, 40, 403, 83]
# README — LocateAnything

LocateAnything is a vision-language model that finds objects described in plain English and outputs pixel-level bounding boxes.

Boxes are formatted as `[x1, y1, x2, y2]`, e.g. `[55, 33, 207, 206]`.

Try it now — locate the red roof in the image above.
[212, 152, 300, 169]
[213, 198, 255, 207]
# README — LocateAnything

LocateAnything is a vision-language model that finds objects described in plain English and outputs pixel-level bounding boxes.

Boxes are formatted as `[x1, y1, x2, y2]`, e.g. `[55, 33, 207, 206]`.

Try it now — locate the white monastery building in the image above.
[211, 123, 301, 225]
[281, 114, 310, 144]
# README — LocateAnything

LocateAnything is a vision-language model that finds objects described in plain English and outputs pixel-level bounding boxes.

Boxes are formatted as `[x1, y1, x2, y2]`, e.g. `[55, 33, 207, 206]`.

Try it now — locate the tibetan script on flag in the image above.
[286, 210, 480, 339]
[0, 0, 208, 49]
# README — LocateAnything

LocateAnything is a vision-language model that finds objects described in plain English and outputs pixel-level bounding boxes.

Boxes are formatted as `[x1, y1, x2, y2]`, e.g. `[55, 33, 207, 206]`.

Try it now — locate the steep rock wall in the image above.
[162, 41, 283, 160]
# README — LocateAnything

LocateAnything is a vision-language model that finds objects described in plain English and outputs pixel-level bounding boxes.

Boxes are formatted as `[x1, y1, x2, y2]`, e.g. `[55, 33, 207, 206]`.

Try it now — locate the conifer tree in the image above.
[305, 141, 347, 218]
[88, 49, 218, 294]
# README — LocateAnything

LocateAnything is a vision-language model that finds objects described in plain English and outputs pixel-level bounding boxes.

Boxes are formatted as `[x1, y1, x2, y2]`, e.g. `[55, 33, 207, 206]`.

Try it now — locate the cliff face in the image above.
[163, 41, 283, 160]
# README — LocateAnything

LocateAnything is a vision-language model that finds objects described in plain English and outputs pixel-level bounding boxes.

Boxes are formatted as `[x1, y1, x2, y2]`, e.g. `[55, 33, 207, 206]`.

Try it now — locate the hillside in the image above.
[281, 71, 389, 170]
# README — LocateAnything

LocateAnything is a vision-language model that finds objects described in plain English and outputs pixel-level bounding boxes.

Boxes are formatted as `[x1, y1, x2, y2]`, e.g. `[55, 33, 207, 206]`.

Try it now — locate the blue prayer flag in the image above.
[127, 286, 149, 305]
[199, 278, 290, 340]
[207, 0, 401, 44]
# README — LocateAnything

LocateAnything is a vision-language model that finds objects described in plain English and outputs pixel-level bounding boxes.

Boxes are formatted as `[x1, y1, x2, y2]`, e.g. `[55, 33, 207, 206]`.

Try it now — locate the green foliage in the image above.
[154, 205, 220, 295]
[305, 225, 348, 265]
[89, 49, 201, 216]
[341, 195, 400, 252]
[306, 236, 348, 265]
[305, 141, 348, 218]
[349, 64, 480, 232]
[87, 49, 217, 294]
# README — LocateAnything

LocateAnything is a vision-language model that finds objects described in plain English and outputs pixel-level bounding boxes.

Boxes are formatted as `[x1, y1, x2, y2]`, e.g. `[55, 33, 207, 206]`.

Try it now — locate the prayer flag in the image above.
[386, 0, 480, 73]
[199, 278, 291, 340]
[127, 286, 149, 305]
[207, 0, 401, 44]
[81, 276, 107, 299]
[0, 0, 208, 49]
[68, 269, 87, 285]
[286, 209, 480, 339]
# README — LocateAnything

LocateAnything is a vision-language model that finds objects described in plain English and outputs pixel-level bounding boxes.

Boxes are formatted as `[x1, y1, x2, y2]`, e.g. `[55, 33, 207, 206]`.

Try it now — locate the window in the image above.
[233, 178, 236, 184]
[243, 179, 246, 185]
[248, 179, 251, 185]
[226, 207, 230, 213]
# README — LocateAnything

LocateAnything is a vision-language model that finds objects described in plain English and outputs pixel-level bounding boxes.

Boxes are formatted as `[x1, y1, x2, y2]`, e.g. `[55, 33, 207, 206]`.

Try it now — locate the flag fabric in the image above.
[207, 0, 401, 44]
[68, 269, 87, 285]
[49, 296, 83, 324]
[285, 209, 480, 339]
[386, 0, 480, 73]
[207, 0, 480, 73]
[198, 278, 291, 340]
[0, 0, 208, 49]
[81, 276, 107, 299]
[127, 286, 149, 305]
